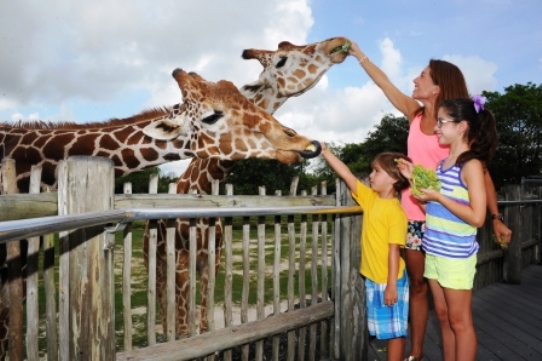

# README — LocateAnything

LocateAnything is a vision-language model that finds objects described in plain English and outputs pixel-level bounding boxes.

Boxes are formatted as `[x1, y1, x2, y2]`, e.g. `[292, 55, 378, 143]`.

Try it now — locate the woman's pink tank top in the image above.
[402, 113, 450, 221]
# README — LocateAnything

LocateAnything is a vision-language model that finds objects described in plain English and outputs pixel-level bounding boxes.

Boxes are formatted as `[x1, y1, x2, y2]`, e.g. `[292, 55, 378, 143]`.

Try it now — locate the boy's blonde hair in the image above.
[372, 152, 411, 193]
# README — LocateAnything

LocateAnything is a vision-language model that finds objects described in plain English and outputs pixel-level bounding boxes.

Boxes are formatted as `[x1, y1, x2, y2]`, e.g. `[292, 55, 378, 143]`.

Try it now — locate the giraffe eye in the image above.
[276, 57, 287, 68]
[202, 111, 223, 124]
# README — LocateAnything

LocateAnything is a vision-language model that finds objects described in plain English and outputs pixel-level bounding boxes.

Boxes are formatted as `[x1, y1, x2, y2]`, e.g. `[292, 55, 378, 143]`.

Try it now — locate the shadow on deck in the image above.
[369, 264, 542, 361]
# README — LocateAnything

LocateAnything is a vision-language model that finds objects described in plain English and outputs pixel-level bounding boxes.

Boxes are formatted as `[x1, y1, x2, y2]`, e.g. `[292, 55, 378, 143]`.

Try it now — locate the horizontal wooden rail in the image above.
[0, 193, 337, 221]
[116, 301, 334, 361]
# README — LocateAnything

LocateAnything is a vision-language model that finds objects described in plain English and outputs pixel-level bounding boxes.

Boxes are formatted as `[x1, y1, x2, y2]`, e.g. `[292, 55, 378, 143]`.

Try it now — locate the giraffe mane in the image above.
[1, 107, 173, 129]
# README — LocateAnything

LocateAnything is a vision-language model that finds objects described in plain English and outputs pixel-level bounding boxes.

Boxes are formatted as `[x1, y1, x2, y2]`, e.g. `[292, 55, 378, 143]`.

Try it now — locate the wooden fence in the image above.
[0, 156, 540, 361]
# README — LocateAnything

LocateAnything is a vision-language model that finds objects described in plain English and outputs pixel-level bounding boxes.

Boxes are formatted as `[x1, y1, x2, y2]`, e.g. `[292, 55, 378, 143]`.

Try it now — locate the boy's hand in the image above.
[384, 285, 398, 306]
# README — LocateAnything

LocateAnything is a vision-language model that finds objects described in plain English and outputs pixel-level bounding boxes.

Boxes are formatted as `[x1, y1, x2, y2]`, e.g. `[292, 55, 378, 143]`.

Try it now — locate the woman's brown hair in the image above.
[414, 59, 469, 120]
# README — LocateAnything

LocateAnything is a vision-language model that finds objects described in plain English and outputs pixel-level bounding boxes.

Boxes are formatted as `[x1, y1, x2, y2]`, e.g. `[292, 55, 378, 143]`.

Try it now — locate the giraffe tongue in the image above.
[330, 41, 351, 54]
[298, 140, 322, 159]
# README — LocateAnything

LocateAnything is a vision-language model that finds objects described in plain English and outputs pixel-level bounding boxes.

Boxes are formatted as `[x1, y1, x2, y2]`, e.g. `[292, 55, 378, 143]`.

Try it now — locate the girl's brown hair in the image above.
[440, 97, 498, 166]
[372, 152, 412, 193]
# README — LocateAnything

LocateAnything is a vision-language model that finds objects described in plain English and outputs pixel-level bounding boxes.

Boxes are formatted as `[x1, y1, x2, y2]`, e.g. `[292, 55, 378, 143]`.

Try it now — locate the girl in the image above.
[320, 145, 411, 361]
[399, 96, 497, 361]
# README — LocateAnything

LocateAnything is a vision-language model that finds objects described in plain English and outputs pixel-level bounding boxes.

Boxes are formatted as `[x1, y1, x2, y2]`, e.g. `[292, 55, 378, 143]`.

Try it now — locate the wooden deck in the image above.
[369, 264, 542, 361]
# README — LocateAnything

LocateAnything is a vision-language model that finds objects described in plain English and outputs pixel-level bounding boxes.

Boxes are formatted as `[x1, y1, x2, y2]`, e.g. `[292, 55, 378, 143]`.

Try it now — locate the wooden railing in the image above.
[0, 156, 540, 360]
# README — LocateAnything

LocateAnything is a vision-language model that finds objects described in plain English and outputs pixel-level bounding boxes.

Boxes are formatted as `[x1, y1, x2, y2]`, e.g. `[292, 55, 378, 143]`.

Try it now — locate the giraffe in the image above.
[0, 68, 322, 358]
[144, 37, 351, 338]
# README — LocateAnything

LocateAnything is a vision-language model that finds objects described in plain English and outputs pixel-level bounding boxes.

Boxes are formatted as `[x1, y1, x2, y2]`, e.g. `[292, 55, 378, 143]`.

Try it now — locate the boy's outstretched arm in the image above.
[320, 144, 359, 195]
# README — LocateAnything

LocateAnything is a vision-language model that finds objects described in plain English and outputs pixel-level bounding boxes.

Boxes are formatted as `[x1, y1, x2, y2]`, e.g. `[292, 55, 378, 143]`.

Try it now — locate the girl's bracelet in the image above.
[359, 56, 369, 65]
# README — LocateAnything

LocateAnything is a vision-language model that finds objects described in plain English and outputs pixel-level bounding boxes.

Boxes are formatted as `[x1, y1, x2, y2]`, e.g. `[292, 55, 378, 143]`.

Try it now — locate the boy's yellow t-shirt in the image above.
[351, 180, 407, 283]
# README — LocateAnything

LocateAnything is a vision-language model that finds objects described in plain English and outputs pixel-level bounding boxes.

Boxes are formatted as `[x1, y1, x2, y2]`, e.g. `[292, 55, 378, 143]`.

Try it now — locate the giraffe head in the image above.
[240, 36, 350, 113]
[144, 69, 321, 164]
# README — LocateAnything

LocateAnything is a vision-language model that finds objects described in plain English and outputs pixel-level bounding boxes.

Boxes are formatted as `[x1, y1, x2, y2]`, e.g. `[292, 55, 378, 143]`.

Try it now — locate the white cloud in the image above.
[380, 38, 402, 80]
[0, 0, 313, 117]
[442, 55, 498, 94]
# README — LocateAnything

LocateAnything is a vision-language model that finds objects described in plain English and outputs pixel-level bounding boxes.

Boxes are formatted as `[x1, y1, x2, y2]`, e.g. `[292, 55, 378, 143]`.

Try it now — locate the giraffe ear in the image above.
[143, 119, 186, 140]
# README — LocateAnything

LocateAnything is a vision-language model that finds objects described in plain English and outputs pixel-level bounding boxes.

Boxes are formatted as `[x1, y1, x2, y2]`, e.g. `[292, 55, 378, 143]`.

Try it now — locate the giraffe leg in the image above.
[175, 250, 190, 338]
[0, 309, 7, 361]
[0, 245, 7, 361]
[155, 255, 169, 337]
[0, 278, 9, 361]
[143, 221, 169, 336]
[199, 229, 224, 334]
[198, 262, 209, 334]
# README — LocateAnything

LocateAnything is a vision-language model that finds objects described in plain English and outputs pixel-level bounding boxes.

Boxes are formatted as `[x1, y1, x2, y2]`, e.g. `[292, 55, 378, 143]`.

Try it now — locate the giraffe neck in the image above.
[0, 106, 193, 191]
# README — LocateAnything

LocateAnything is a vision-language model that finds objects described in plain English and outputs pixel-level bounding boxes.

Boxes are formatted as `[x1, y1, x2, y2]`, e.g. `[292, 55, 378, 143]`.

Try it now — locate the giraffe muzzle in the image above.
[298, 140, 322, 159]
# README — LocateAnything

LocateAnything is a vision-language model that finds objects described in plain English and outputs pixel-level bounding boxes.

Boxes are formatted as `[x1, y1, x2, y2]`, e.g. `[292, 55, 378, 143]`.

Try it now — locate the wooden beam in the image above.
[116, 301, 334, 361]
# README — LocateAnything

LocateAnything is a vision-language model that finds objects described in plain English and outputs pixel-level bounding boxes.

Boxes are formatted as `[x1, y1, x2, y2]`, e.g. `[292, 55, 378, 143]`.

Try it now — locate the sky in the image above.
[1, 0, 541, 176]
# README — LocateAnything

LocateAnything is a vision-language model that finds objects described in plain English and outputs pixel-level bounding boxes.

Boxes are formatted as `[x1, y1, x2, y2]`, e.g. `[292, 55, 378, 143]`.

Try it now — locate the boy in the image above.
[320, 144, 410, 361]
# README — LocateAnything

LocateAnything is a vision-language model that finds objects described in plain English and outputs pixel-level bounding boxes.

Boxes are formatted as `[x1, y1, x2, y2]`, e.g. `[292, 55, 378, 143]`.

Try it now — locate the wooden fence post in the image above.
[57, 156, 115, 360]
[335, 180, 366, 360]
[503, 185, 522, 284]
[1, 158, 24, 361]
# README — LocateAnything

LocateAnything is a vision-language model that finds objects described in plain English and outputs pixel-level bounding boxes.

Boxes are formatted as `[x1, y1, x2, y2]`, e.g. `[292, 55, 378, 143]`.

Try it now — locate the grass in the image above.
[28, 214, 333, 354]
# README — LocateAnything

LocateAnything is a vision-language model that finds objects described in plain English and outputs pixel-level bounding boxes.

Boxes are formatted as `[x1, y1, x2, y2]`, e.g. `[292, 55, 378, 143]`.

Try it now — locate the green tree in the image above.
[223, 158, 317, 195]
[310, 115, 409, 194]
[484, 83, 542, 189]
[115, 167, 177, 193]
[360, 114, 409, 173]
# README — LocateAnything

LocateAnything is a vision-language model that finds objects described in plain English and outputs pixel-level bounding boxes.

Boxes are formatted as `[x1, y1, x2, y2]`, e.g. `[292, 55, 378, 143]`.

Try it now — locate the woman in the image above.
[348, 41, 512, 361]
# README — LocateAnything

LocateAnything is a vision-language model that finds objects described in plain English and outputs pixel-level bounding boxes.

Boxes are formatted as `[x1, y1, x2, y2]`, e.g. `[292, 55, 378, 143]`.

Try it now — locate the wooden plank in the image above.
[309, 206, 319, 361]
[473, 296, 542, 358]
[115, 193, 336, 209]
[256, 211, 266, 361]
[223, 216, 233, 361]
[319, 181, 330, 359]
[477, 285, 542, 330]
[2, 158, 24, 361]
[0, 192, 335, 222]
[286, 214, 296, 361]
[59, 156, 115, 360]
[298, 211, 307, 361]
[147, 175, 158, 346]
[116, 301, 334, 361]
[122, 183, 133, 351]
[503, 185, 522, 283]
[272, 214, 281, 361]
[0, 192, 57, 220]
[241, 215, 251, 361]
[43, 229, 59, 361]
[56, 161, 70, 361]
[146, 221, 158, 345]
[25, 166, 42, 361]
